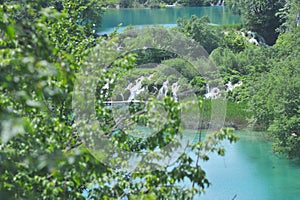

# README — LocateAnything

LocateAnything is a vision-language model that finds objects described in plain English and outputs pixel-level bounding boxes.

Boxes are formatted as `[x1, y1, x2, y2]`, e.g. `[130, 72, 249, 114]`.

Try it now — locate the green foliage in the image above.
[119, 0, 135, 8]
[220, 23, 243, 30]
[210, 42, 278, 104]
[207, 1, 299, 159]
[210, 47, 239, 75]
[0, 0, 110, 199]
[222, 32, 247, 53]
[0, 1, 238, 199]
[226, 0, 286, 45]
[275, 0, 300, 31]
[161, 58, 198, 81]
[185, 99, 251, 129]
[177, 15, 223, 53]
[135, 48, 176, 65]
[244, 25, 300, 158]
[178, 0, 203, 7]
[190, 76, 206, 95]
[225, 101, 252, 126]
[248, 60, 300, 157]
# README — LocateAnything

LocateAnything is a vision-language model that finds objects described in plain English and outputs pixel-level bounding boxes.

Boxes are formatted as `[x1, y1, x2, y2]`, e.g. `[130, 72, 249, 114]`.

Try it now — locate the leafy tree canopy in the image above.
[0, 1, 237, 199]
[226, 0, 286, 45]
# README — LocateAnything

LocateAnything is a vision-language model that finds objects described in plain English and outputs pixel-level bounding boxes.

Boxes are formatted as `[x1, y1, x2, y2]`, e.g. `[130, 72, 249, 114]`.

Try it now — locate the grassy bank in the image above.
[205, 99, 252, 129]
[181, 99, 252, 130]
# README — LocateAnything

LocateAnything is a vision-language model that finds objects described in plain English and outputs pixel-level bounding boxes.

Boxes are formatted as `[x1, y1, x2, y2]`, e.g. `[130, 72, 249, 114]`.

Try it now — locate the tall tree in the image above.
[0, 1, 237, 199]
[177, 15, 223, 53]
[247, 20, 300, 158]
[276, 0, 300, 31]
[226, 0, 286, 45]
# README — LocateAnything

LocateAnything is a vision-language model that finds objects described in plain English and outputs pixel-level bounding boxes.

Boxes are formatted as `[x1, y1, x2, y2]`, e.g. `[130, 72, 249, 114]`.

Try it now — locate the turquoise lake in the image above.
[189, 130, 300, 200]
[98, 6, 241, 34]
[83, 129, 300, 199]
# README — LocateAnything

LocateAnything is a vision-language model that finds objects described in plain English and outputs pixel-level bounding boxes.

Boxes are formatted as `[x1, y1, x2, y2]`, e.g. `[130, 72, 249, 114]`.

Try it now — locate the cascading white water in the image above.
[157, 80, 169, 100]
[171, 81, 180, 102]
[205, 84, 221, 99]
[127, 76, 145, 101]
[204, 81, 242, 99]
[213, 0, 224, 6]
[226, 81, 243, 91]
[123, 76, 244, 101]
[125, 74, 155, 102]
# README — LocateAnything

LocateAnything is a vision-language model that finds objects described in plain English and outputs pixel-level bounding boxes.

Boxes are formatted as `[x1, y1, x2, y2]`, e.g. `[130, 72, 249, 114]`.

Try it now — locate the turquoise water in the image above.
[189, 130, 300, 200]
[99, 6, 241, 34]
[83, 129, 300, 199]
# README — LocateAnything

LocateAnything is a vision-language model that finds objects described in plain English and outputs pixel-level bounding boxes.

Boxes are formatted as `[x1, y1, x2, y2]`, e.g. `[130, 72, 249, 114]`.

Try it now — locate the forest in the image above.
[0, 0, 299, 199]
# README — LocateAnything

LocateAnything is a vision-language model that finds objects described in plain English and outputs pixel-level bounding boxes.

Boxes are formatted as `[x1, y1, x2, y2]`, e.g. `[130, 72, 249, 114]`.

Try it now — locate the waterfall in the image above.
[171, 81, 180, 102]
[226, 81, 234, 91]
[205, 84, 220, 99]
[214, 0, 224, 6]
[124, 76, 181, 101]
[204, 81, 242, 99]
[226, 81, 243, 91]
[157, 80, 169, 100]
[205, 83, 211, 96]
[127, 76, 145, 101]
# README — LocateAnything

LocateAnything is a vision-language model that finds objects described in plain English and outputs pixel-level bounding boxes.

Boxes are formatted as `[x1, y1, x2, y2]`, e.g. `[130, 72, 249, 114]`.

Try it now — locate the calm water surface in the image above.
[99, 6, 241, 34]
[83, 129, 300, 199]
[188, 129, 300, 200]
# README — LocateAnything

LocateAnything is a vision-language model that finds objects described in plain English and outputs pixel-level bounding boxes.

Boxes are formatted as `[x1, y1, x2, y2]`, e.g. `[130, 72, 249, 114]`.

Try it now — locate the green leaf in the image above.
[6, 25, 15, 39]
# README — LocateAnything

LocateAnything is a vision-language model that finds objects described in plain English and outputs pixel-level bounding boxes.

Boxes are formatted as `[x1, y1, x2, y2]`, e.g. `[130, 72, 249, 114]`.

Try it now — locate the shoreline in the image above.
[105, 5, 227, 10]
